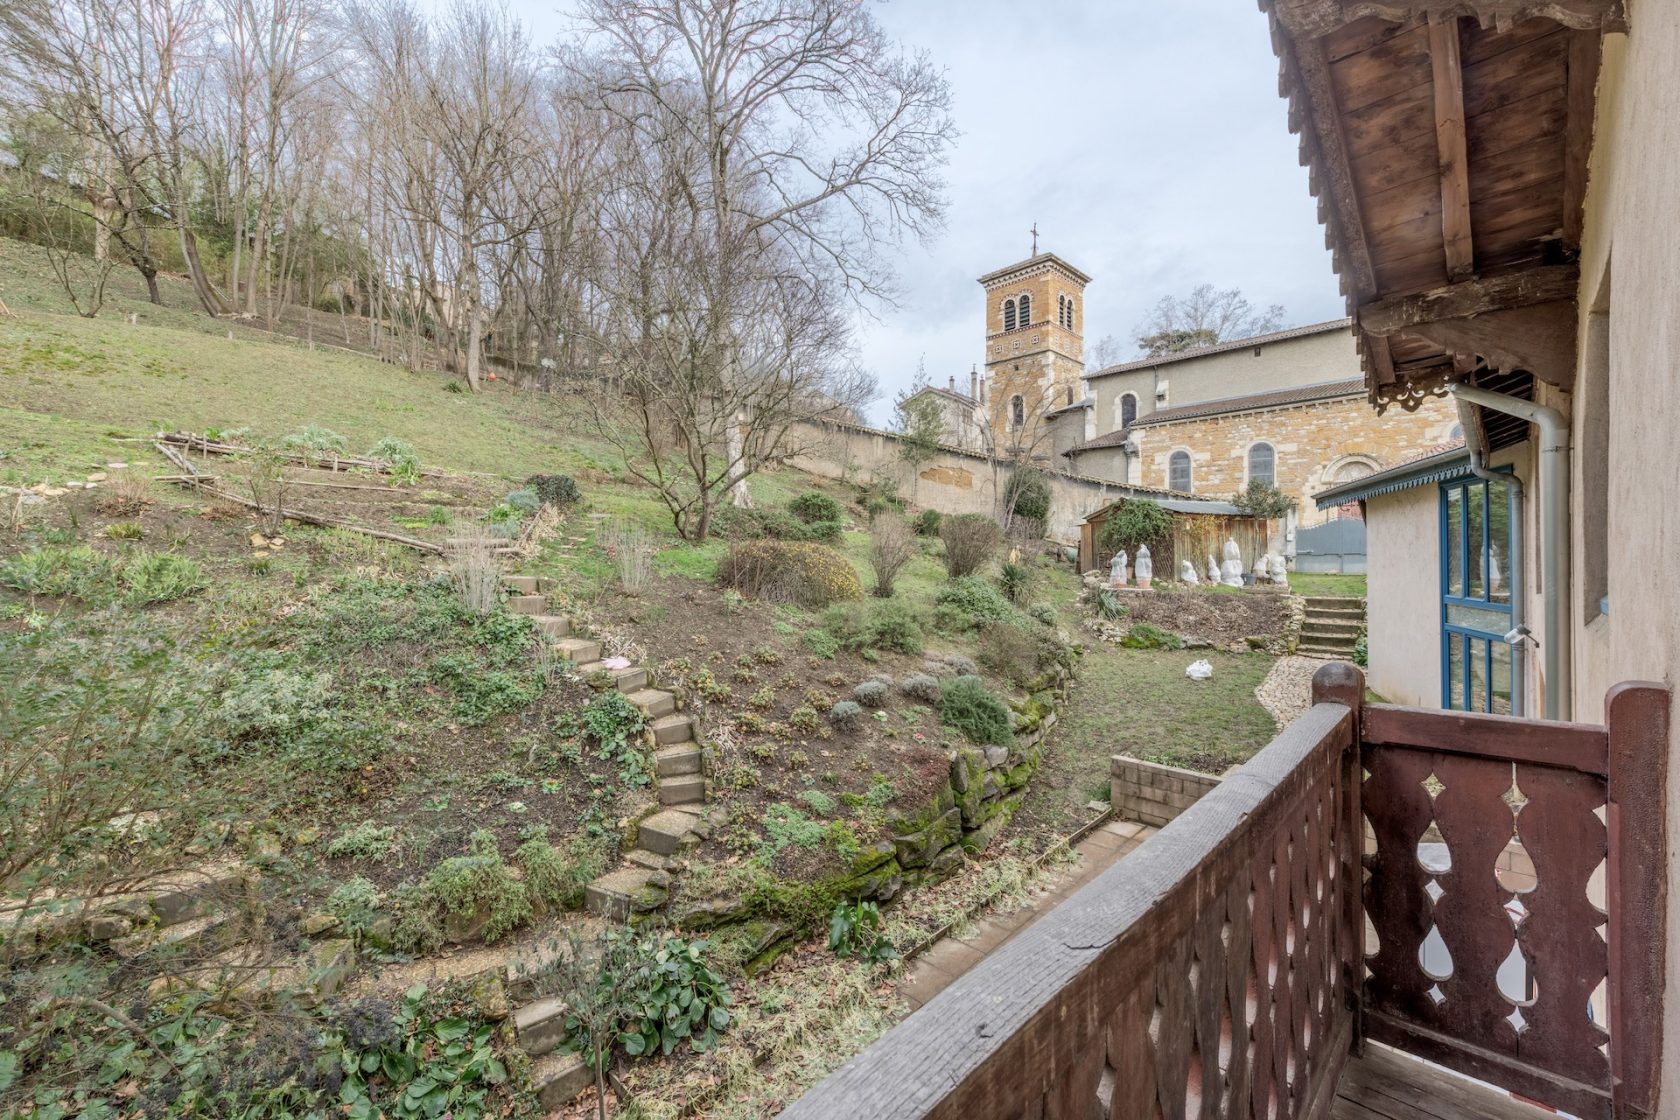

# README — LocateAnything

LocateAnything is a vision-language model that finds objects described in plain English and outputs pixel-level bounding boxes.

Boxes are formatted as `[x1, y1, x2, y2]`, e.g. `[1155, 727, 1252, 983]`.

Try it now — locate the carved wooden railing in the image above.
[783, 666, 1669, 1120]
[1359, 684, 1669, 1120]
[781, 664, 1368, 1120]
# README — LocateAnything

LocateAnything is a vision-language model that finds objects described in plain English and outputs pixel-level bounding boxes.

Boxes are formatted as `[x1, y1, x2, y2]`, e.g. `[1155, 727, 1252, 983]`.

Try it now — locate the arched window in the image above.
[1057, 294, 1065, 326]
[1066, 385, 1075, 406]
[1248, 442, 1276, 487]
[1010, 394, 1025, 429]
[1003, 299, 1017, 332]
[1120, 392, 1137, 429]
[1449, 423, 1464, 441]
[1169, 450, 1192, 493]
[1066, 300, 1075, 331]
[1018, 293, 1031, 326]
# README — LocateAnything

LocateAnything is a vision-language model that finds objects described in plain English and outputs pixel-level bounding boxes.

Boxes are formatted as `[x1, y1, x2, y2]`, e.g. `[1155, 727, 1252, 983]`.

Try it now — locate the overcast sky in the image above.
[493, 0, 1349, 423]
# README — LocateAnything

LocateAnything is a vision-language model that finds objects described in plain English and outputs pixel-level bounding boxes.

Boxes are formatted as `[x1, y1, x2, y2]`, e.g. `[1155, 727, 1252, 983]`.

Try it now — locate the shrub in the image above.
[327, 876, 383, 939]
[1095, 588, 1129, 620]
[868, 513, 916, 597]
[714, 506, 837, 542]
[789, 491, 843, 525]
[1004, 467, 1052, 532]
[914, 509, 942, 537]
[829, 700, 864, 730]
[526, 474, 582, 507]
[503, 488, 541, 514]
[282, 424, 347, 460]
[1231, 479, 1295, 519]
[1120, 622, 1184, 650]
[934, 576, 1015, 632]
[789, 705, 821, 734]
[901, 673, 941, 704]
[999, 560, 1031, 605]
[1099, 499, 1174, 555]
[367, 437, 419, 472]
[978, 622, 1047, 684]
[96, 471, 153, 515]
[939, 513, 1003, 577]
[518, 834, 610, 912]
[328, 821, 398, 861]
[218, 665, 333, 740]
[717, 540, 862, 609]
[119, 551, 208, 604]
[821, 600, 925, 655]
[426, 830, 532, 943]
[801, 628, 841, 659]
[1353, 635, 1369, 668]
[1029, 604, 1057, 626]
[852, 680, 888, 708]
[938, 675, 1013, 746]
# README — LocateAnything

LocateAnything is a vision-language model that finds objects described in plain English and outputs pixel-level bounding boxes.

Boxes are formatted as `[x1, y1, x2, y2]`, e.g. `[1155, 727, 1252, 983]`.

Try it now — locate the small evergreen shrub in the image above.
[978, 622, 1047, 684]
[938, 675, 1013, 746]
[934, 576, 1015, 632]
[852, 680, 888, 708]
[801, 628, 841, 659]
[1004, 467, 1052, 532]
[789, 491, 843, 525]
[525, 474, 582, 507]
[503, 488, 541, 514]
[718, 541, 863, 608]
[1099, 499, 1174, 554]
[426, 830, 532, 943]
[914, 509, 942, 537]
[1120, 622, 1184, 650]
[518, 834, 610, 912]
[901, 673, 941, 704]
[829, 700, 864, 730]
[939, 513, 1003, 577]
[1029, 604, 1057, 626]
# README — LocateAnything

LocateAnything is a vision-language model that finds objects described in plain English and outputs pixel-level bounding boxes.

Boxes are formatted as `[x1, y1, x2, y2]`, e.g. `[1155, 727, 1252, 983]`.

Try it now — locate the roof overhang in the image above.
[1259, 0, 1620, 413]
[1314, 444, 1472, 507]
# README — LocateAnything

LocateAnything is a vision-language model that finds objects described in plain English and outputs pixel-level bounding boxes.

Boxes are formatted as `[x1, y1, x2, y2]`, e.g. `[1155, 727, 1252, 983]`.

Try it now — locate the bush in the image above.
[716, 506, 841, 543]
[367, 437, 419, 472]
[1099, 499, 1174, 555]
[789, 491, 843, 525]
[913, 509, 942, 537]
[789, 705, 821, 734]
[425, 830, 532, 943]
[218, 665, 334, 740]
[939, 513, 1003, 577]
[938, 675, 1012, 746]
[518, 834, 610, 912]
[934, 576, 1016, 632]
[526, 473, 582, 507]
[868, 513, 916, 597]
[718, 540, 863, 609]
[829, 700, 864, 730]
[820, 600, 925, 655]
[328, 821, 398, 861]
[282, 424, 347, 459]
[1120, 622, 1184, 650]
[999, 560, 1031, 605]
[1029, 604, 1057, 626]
[801, 628, 841, 659]
[1232, 479, 1295, 519]
[901, 673, 941, 704]
[852, 680, 888, 708]
[978, 622, 1048, 684]
[327, 876, 383, 939]
[1004, 467, 1052, 531]
[504, 488, 541, 514]
[119, 551, 208, 604]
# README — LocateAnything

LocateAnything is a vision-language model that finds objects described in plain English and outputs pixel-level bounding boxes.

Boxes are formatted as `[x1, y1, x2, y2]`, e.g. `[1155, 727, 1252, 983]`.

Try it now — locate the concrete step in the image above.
[578, 662, 648, 693]
[554, 638, 603, 664]
[628, 688, 676, 718]
[1297, 645, 1361, 659]
[584, 868, 671, 921]
[534, 576, 559, 594]
[1302, 622, 1362, 638]
[514, 996, 569, 1059]
[658, 774, 706, 806]
[532, 1052, 593, 1110]
[1302, 596, 1364, 609]
[636, 809, 700, 856]
[503, 575, 539, 594]
[1305, 607, 1365, 622]
[650, 713, 694, 746]
[655, 744, 702, 777]
[530, 614, 571, 639]
[624, 848, 674, 872]
[507, 594, 547, 615]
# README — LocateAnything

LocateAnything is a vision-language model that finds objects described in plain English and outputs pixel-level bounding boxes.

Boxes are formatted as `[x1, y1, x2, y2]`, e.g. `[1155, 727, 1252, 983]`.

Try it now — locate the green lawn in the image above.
[1288, 572, 1366, 598]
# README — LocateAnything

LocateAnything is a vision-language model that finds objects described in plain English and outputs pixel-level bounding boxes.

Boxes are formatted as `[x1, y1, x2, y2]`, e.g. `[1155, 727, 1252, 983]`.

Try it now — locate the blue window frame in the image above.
[1440, 475, 1516, 713]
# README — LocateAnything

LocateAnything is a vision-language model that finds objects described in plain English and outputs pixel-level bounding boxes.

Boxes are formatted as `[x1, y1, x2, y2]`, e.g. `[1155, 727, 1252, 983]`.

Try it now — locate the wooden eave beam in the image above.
[1270, 1, 1627, 37]
[1357, 263, 1579, 333]
[1562, 29, 1602, 250]
[1428, 16, 1475, 281]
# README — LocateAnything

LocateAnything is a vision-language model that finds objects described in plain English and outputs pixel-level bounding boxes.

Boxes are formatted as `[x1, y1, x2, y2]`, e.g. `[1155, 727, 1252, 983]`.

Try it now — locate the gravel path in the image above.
[1254, 656, 1324, 730]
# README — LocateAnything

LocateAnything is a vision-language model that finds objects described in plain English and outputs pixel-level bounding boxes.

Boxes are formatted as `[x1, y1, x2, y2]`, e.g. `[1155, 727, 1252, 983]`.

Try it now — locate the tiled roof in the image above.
[905, 384, 976, 406]
[1065, 428, 1132, 454]
[1130, 378, 1365, 427]
[1084, 318, 1354, 380]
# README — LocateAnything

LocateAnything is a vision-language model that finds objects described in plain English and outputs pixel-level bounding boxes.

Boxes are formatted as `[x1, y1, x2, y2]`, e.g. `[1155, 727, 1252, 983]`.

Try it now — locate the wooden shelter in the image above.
[1077, 497, 1271, 576]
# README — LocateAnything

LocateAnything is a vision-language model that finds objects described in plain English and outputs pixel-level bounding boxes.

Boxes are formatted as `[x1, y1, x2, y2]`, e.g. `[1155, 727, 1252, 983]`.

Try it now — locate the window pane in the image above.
[1121, 395, 1136, 428]
[1446, 487, 1464, 598]
[1467, 483, 1486, 600]
[1492, 641, 1513, 716]
[1469, 637, 1488, 712]
[1249, 444, 1275, 487]
[1169, 453, 1190, 493]
[1446, 603, 1511, 634]
[1448, 633, 1466, 709]
[1488, 479, 1512, 605]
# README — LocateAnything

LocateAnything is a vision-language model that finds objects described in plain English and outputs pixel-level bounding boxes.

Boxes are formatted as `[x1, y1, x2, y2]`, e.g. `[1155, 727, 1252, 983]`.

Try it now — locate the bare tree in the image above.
[1133, 284, 1285, 357]
[1086, 333, 1127, 370]
[892, 372, 946, 501]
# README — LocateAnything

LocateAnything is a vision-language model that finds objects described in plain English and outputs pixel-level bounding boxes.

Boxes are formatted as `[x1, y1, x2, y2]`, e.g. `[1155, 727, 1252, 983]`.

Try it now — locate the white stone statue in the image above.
[1254, 555, 1270, 581]
[1181, 559, 1199, 584]
[1207, 554, 1220, 583]
[1135, 544, 1153, 587]
[1270, 554, 1289, 586]
[1108, 549, 1128, 587]
[1220, 539, 1245, 588]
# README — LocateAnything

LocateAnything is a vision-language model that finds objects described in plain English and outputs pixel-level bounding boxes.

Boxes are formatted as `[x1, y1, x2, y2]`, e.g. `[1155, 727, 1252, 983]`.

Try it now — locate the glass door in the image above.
[1441, 476, 1516, 713]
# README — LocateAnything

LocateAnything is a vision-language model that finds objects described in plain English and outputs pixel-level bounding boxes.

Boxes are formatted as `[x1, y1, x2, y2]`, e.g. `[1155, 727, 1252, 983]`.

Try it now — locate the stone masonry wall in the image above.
[1110, 756, 1224, 828]
[1132, 391, 1459, 524]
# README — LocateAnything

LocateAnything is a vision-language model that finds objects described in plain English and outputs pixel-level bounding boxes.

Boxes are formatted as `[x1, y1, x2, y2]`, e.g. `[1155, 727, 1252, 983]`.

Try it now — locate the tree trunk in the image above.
[177, 222, 229, 316]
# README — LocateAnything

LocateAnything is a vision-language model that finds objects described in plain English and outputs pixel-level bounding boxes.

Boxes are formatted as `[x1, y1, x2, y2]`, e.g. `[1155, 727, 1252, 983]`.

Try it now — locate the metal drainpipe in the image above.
[1448, 383, 1571, 720]
[1455, 398, 1526, 717]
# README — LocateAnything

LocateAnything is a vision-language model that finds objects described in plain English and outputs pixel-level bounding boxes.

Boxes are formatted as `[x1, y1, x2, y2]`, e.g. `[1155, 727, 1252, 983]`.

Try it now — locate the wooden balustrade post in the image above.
[1606, 682, 1669, 1119]
[1312, 661, 1367, 1059]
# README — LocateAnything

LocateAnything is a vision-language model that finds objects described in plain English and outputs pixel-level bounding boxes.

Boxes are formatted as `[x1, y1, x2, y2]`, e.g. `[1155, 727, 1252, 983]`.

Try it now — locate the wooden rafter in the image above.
[1357, 263, 1579, 333]
[1270, 0, 1626, 36]
[1428, 15, 1475, 281]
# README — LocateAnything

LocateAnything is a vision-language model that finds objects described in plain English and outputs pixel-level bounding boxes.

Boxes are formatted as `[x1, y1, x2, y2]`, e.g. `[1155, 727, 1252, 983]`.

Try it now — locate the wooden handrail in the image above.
[1363, 703, 1610, 775]
[782, 663, 1366, 1120]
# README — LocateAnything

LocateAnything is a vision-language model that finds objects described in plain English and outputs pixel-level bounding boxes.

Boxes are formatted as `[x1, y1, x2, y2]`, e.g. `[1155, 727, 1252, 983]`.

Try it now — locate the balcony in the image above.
[782, 664, 1668, 1120]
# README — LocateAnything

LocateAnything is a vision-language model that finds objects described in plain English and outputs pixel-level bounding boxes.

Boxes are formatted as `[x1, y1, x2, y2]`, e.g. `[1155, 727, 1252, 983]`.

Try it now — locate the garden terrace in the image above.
[784, 664, 1669, 1120]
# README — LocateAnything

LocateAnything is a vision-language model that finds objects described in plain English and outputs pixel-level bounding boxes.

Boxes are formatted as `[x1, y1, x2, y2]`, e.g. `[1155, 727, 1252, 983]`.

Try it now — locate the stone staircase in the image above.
[1296, 596, 1365, 659]
[499, 573, 712, 1108]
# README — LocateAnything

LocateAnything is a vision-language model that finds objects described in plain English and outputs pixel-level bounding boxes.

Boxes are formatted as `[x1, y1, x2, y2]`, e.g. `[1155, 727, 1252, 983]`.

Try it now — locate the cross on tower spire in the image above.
[1030, 222, 1039, 256]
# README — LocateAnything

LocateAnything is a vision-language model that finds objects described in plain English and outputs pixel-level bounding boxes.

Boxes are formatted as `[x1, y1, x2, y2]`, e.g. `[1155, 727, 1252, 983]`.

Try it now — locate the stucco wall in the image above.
[1364, 485, 1441, 708]
[1571, 10, 1680, 1102]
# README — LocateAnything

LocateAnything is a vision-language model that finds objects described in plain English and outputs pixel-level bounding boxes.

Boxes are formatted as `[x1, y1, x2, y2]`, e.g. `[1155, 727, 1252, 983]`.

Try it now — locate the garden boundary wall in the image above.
[1109, 756, 1224, 828]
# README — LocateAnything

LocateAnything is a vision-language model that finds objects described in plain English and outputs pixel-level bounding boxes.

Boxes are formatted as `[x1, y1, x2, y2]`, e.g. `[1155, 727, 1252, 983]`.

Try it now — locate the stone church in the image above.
[906, 251, 1459, 524]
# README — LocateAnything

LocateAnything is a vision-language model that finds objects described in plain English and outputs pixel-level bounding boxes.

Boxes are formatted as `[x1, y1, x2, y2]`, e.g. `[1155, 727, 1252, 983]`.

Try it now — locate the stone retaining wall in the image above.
[1109, 756, 1223, 828]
